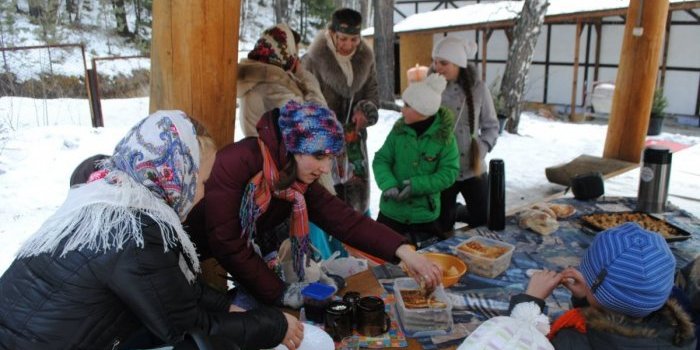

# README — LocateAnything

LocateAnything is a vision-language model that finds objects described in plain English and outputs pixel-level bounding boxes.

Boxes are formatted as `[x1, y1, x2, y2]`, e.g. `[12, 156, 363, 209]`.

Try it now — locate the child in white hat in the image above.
[372, 73, 459, 248]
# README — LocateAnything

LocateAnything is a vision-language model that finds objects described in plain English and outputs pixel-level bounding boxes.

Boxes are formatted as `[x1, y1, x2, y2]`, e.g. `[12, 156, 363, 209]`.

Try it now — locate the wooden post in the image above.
[593, 21, 602, 82]
[482, 29, 493, 82]
[150, 0, 240, 292]
[570, 20, 582, 121]
[604, 0, 669, 163]
[150, 0, 239, 148]
[659, 12, 672, 89]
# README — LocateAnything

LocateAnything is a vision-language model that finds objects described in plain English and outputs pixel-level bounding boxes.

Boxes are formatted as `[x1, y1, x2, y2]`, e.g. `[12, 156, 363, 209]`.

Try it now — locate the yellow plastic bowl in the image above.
[423, 252, 468, 288]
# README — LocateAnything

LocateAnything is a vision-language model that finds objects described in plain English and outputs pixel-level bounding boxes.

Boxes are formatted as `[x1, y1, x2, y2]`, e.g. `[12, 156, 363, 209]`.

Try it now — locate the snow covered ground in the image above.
[1, 95, 698, 275]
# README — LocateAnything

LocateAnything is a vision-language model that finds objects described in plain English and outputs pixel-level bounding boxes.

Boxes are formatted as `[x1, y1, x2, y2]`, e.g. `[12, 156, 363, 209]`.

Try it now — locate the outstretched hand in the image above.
[525, 269, 562, 300]
[396, 245, 442, 291]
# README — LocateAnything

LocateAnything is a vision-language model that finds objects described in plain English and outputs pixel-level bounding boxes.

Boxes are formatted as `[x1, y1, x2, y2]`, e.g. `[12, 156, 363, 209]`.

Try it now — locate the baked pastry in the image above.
[581, 212, 680, 239]
[400, 289, 447, 309]
[518, 209, 560, 235]
[458, 240, 509, 259]
[548, 204, 576, 218]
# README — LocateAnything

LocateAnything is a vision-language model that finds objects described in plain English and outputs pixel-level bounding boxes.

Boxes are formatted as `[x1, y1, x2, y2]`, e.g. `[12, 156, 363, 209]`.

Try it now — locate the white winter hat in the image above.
[401, 73, 447, 117]
[457, 302, 553, 350]
[432, 36, 478, 68]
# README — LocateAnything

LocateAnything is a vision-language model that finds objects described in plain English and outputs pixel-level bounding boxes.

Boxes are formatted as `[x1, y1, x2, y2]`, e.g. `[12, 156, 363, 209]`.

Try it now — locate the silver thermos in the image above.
[637, 146, 672, 213]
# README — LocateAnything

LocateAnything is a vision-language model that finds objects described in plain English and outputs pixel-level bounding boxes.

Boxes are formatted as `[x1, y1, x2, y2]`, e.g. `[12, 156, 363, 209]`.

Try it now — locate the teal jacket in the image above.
[373, 107, 459, 224]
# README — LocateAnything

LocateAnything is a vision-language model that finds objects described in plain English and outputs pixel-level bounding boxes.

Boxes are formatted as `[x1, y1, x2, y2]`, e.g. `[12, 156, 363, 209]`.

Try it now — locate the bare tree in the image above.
[373, 0, 395, 105]
[274, 0, 290, 23]
[359, 0, 369, 27]
[500, 0, 548, 134]
[111, 0, 131, 37]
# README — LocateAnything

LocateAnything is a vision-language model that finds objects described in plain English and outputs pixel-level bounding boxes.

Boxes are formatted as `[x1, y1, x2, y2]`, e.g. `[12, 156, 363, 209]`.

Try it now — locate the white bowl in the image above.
[273, 323, 334, 350]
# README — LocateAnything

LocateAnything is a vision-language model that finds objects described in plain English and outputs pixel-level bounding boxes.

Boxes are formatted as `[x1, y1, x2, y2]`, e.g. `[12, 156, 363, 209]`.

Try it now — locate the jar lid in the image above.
[301, 282, 335, 300]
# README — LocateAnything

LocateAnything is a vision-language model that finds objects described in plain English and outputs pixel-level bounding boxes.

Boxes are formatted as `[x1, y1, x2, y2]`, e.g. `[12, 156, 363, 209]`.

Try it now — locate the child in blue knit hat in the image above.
[468, 222, 697, 349]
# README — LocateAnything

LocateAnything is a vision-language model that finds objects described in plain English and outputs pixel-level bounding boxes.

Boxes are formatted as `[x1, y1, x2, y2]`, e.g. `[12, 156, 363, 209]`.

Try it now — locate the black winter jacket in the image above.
[0, 214, 287, 350]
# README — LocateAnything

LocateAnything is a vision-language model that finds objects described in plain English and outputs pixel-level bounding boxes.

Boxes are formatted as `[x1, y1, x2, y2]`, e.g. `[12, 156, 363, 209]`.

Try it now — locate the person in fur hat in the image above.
[504, 223, 696, 350]
[373, 73, 459, 248]
[0, 111, 302, 350]
[186, 100, 443, 312]
[301, 8, 379, 216]
[431, 36, 500, 231]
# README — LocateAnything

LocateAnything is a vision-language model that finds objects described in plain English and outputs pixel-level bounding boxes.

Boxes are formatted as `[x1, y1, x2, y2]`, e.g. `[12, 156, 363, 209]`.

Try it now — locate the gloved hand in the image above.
[397, 180, 412, 201]
[383, 187, 400, 200]
[281, 282, 310, 309]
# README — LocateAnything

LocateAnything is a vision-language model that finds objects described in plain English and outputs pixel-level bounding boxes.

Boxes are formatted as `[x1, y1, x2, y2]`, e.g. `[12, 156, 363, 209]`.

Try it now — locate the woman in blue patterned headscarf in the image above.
[0, 111, 300, 350]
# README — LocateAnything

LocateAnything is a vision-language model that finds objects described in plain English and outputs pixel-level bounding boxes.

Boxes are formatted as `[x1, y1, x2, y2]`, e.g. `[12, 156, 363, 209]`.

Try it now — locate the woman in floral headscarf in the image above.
[0, 111, 301, 350]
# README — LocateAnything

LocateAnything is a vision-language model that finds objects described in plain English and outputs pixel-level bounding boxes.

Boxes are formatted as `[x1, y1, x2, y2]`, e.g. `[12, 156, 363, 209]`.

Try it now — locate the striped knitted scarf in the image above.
[240, 139, 311, 280]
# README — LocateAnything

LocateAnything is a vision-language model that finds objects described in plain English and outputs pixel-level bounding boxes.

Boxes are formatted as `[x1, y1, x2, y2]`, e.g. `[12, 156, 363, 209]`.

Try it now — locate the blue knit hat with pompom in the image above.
[278, 100, 344, 156]
[580, 222, 675, 318]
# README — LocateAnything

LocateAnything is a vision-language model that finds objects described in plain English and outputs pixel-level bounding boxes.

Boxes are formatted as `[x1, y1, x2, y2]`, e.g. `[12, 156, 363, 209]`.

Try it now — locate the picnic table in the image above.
[345, 196, 700, 349]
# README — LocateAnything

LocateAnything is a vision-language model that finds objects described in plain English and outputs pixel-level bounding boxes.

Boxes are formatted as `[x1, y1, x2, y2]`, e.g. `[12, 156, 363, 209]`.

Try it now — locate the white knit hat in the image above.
[432, 36, 478, 68]
[401, 73, 447, 117]
[458, 302, 553, 350]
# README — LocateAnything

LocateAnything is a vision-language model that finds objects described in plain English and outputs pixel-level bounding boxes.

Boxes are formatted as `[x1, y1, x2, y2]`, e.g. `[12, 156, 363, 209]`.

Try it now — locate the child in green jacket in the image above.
[373, 73, 459, 248]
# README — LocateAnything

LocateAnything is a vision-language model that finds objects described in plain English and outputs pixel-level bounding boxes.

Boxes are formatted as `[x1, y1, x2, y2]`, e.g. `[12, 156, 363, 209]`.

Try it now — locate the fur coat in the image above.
[237, 59, 326, 137]
[301, 30, 379, 214]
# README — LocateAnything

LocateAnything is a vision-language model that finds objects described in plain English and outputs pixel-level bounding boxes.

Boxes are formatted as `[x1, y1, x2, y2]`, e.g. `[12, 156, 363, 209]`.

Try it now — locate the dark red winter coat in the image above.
[189, 109, 407, 304]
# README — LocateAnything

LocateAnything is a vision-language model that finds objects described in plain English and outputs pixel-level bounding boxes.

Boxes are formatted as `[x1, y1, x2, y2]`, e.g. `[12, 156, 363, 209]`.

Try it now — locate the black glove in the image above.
[397, 180, 412, 201]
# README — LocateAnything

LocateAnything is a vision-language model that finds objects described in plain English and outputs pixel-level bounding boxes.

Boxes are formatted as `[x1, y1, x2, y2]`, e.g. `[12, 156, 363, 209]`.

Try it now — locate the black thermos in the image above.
[487, 159, 506, 230]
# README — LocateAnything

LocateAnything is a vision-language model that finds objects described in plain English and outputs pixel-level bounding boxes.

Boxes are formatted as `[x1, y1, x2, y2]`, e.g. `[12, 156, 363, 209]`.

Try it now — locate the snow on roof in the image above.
[362, 0, 697, 36]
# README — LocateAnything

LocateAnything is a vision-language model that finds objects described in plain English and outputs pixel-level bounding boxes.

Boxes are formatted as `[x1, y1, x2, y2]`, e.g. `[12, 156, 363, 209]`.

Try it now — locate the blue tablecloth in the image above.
[378, 196, 700, 349]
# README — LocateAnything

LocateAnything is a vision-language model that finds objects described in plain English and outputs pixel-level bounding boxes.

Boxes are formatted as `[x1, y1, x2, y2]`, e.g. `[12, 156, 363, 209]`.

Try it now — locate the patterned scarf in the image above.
[240, 139, 311, 280]
[17, 111, 201, 282]
[548, 308, 587, 339]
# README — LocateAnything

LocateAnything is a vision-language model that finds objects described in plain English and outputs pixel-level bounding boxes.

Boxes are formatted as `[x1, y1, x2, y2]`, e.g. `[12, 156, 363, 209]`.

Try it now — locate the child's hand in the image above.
[525, 269, 562, 299]
[560, 267, 588, 299]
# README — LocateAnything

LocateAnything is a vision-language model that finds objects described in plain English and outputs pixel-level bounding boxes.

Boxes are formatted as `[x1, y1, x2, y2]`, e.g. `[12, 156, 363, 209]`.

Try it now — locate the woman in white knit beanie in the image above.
[431, 36, 500, 231]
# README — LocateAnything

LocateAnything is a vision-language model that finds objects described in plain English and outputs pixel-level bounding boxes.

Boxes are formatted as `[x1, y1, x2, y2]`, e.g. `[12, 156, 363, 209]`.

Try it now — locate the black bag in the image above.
[571, 172, 604, 200]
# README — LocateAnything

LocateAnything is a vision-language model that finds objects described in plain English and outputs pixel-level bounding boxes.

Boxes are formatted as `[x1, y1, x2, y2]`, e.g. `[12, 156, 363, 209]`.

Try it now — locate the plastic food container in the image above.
[393, 277, 453, 337]
[454, 236, 515, 278]
[301, 282, 335, 323]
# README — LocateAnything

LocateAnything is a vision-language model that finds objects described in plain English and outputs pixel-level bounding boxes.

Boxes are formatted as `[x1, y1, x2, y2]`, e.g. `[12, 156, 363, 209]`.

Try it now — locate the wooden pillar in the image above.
[604, 0, 669, 163]
[150, 0, 240, 292]
[482, 29, 493, 82]
[150, 0, 239, 148]
[399, 32, 433, 92]
[593, 21, 602, 82]
[570, 20, 582, 121]
[659, 12, 672, 88]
